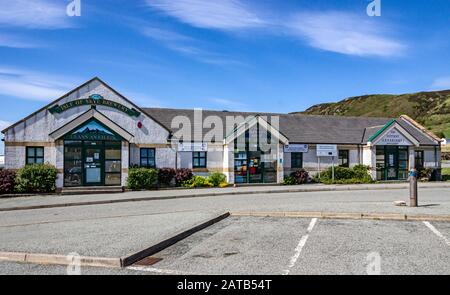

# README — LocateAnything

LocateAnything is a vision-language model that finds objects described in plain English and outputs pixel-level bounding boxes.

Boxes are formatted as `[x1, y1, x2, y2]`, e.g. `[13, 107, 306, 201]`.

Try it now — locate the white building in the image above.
[1, 78, 443, 190]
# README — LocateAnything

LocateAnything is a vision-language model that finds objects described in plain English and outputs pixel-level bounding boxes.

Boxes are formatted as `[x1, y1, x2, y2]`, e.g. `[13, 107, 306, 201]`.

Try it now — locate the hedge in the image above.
[15, 164, 58, 193]
[127, 167, 158, 190]
[175, 168, 193, 186]
[316, 165, 373, 184]
[0, 169, 16, 194]
[158, 168, 176, 186]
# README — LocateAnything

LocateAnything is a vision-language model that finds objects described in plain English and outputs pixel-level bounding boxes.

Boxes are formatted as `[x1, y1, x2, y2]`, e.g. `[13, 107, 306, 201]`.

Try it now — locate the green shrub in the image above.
[127, 167, 158, 190]
[182, 176, 213, 188]
[315, 165, 373, 184]
[283, 176, 296, 185]
[207, 172, 227, 187]
[15, 164, 58, 193]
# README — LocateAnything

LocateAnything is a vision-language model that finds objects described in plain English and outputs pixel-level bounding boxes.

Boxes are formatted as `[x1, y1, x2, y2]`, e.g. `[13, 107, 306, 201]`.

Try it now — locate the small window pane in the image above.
[105, 149, 121, 160]
[105, 173, 121, 185]
[28, 148, 35, 157]
[36, 158, 44, 164]
[36, 148, 44, 157]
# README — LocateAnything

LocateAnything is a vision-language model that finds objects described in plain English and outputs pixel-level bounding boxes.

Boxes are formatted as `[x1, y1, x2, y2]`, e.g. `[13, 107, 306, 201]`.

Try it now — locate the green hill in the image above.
[296, 90, 450, 138]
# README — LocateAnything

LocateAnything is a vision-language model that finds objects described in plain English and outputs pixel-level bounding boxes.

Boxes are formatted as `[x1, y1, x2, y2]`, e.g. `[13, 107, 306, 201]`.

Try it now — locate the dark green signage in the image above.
[64, 119, 122, 141]
[49, 94, 141, 117]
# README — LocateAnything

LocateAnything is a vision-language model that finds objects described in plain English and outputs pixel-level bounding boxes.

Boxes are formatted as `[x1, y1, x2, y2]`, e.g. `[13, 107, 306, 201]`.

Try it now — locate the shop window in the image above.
[291, 152, 303, 169]
[26, 147, 44, 165]
[140, 148, 155, 168]
[64, 142, 82, 187]
[193, 152, 207, 168]
[338, 150, 349, 167]
[105, 141, 122, 186]
[415, 150, 424, 170]
[398, 146, 409, 180]
[376, 147, 385, 181]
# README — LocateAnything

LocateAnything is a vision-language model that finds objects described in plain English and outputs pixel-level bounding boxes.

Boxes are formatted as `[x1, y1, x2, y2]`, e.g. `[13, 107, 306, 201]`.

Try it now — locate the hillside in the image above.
[296, 90, 450, 138]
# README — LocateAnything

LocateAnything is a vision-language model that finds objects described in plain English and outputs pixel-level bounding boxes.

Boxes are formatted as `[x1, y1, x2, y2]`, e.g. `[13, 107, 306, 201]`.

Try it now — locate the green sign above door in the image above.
[49, 94, 141, 117]
[64, 119, 122, 141]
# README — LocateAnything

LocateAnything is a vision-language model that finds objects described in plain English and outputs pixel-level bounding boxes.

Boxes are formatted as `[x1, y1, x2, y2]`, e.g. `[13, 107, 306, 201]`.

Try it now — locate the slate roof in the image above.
[142, 108, 439, 146]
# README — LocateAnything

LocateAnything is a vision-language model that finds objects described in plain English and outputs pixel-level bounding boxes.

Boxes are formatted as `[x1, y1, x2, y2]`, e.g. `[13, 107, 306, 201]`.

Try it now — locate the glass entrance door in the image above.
[248, 152, 262, 183]
[385, 147, 398, 180]
[84, 142, 103, 186]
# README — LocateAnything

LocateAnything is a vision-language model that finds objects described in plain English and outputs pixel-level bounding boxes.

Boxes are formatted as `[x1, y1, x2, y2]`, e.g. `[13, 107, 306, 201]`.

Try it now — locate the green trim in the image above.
[49, 94, 141, 117]
[368, 119, 396, 142]
[64, 118, 123, 141]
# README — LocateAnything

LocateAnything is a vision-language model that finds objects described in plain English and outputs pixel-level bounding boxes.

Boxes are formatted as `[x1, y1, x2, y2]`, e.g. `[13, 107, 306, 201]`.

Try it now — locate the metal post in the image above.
[409, 169, 418, 207]
[332, 156, 335, 182]
[318, 157, 321, 183]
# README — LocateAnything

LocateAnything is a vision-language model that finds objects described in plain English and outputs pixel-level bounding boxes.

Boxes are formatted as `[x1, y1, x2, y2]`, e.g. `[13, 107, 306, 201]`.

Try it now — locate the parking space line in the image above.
[282, 218, 318, 275]
[126, 265, 196, 275]
[423, 221, 450, 246]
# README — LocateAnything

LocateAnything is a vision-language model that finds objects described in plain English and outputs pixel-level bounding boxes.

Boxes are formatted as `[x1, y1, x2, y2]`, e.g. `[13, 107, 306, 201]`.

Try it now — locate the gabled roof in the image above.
[143, 108, 441, 146]
[223, 115, 289, 144]
[143, 108, 392, 144]
[49, 108, 134, 142]
[1, 77, 172, 134]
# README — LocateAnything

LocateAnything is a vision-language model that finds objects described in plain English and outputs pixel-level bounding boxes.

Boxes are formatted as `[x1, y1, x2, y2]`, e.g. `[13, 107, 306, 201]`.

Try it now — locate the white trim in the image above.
[224, 115, 289, 145]
[370, 122, 419, 147]
[49, 109, 134, 142]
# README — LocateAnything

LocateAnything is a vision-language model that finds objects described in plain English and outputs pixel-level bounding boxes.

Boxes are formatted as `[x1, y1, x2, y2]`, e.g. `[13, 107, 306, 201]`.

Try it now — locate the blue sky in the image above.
[1, 0, 450, 154]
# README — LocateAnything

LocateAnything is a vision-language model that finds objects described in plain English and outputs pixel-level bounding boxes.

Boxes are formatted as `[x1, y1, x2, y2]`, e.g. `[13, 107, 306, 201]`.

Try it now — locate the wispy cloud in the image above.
[137, 23, 245, 66]
[0, 33, 41, 48]
[145, 0, 265, 30]
[0, 0, 72, 29]
[0, 66, 76, 101]
[430, 76, 450, 90]
[286, 11, 405, 57]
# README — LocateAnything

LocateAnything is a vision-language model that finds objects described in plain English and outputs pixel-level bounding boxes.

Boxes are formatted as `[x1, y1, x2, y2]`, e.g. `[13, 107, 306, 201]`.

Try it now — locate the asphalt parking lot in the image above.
[0, 188, 449, 275]
[2, 216, 450, 275]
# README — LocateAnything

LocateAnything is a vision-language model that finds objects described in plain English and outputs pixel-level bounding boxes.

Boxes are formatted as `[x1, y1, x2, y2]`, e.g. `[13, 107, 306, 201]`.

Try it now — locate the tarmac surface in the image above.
[0, 187, 449, 274]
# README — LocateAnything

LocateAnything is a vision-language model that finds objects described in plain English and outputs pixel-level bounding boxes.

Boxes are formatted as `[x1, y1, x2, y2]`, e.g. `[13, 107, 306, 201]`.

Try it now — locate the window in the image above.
[105, 141, 122, 186]
[415, 150, 424, 170]
[26, 147, 44, 164]
[338, 150, 349, 167]
[140, 148, 155, 168]
[193, 152, 207, 168]
[291, 152, 303, 169]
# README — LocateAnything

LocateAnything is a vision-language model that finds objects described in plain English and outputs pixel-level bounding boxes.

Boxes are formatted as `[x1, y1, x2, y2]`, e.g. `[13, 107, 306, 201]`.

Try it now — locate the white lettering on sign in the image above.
[178, 142, 208, 152]
[378, 129, 411, 146]
[284, 144, 309, 153]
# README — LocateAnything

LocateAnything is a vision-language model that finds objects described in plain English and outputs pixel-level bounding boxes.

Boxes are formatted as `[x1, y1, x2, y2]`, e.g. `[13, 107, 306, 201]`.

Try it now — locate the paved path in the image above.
[0, 182, 448, 211]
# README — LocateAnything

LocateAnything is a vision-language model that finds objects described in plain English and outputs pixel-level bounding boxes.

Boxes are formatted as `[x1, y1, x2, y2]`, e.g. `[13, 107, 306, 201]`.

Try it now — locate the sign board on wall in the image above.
[316, 144, 338, 157]
[178, 143, 208, 152]
[284, 144, 309, 153]
[378, 129, 412, 146]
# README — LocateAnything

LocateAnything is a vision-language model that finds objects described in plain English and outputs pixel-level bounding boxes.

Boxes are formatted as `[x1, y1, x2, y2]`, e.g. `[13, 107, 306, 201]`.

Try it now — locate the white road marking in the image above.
[127, 265, 195, 275]
[423, 221, 450, 246]
[282, 218, 318, 275]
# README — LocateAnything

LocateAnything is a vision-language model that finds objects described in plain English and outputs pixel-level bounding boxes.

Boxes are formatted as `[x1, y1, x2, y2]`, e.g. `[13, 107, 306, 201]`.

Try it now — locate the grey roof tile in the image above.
[142, 108, 437, 146]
